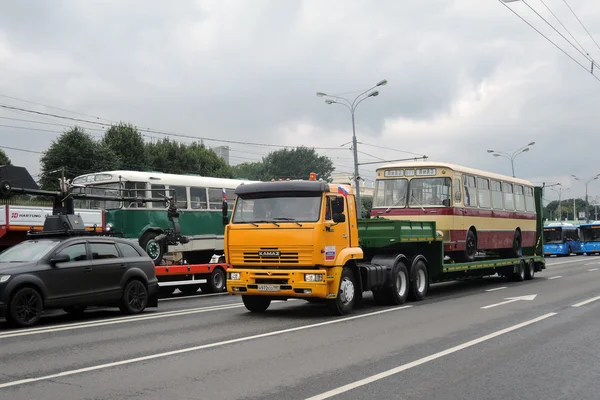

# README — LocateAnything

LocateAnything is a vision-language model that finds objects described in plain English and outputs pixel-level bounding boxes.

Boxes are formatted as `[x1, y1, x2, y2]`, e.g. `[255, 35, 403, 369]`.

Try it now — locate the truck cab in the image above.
[224, 177, 363, 314]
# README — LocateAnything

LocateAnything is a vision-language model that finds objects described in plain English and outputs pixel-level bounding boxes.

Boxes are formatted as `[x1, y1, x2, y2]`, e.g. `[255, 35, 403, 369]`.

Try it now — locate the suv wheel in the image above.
[7, 287, 44, 327]
[119, 279, 148, 315]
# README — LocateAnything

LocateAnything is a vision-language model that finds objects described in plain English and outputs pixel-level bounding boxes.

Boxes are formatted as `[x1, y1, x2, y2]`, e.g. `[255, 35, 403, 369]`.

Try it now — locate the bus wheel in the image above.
[140, 231, 165, 265]
[510, 230, 522, 258]
[242, 296, 271, 312]
[408, 260, 429, 301]
[464, 230, 477, 262]
[328, 267, 356, 315]
[524, 259, 535, 280]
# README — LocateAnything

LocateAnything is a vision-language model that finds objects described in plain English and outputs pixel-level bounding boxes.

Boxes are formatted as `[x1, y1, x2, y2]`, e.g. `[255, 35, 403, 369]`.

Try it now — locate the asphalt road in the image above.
[1, 255, 600, 400]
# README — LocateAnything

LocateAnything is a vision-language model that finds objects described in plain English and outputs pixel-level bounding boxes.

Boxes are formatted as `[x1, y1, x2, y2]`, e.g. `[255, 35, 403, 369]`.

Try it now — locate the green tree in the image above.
[145, 139, 233, 178]
[261, 146, 335, 181]
[39, 127, 119, 190]
[102, 123, 147, 170]
[0, 148, 11, 165]
[231, 161, 266, 180]
[360, 195, 373, 218]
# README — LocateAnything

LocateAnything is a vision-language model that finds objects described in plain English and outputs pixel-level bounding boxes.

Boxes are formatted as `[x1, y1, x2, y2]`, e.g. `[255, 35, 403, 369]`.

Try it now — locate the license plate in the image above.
[257, 285, 280, 292]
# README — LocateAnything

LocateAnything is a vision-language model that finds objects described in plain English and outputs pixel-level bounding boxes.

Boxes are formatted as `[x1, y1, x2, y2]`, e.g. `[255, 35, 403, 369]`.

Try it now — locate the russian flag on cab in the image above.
[222, 188, 227, 200]
[337, 185, 349, 197]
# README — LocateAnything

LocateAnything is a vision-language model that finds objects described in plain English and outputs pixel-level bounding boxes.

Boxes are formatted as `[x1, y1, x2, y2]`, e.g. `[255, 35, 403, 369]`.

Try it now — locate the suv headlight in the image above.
[0, 275, 10, 283]
[304, 273, 323, 282]
[228, 272, 241, 280]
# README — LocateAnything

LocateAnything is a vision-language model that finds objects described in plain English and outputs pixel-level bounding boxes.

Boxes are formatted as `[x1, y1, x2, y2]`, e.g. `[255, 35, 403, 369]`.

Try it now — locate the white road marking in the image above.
[572, 296, 600, 308]
[159, 292, 229, 301]
[480, 294, 537, 310]
[0, 305, 414, 389]
[547, 276, 562, 280]
[546, 259, 588, 266]
[0, 303, 244, 339]
[588, 268, 599, 272]
[304, 313, 557, 400]
[584, 262, 600, 266]
[485, 287, 507, 292]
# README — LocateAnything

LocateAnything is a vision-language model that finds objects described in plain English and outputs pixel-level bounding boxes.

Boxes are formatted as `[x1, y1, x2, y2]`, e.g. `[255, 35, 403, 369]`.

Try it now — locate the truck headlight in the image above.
[0, 275, 10, 283]
[304, 273, 323, 282]
[229, 272, 241, 280]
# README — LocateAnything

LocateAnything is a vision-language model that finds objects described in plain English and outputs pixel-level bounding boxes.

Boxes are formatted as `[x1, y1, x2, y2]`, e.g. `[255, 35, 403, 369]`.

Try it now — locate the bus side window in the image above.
[454, 178, 462, 204]
[150, 184, 166, 209]
[463, 175, 476, 207]
[502, 182, 515, 210]
[190, 187, 208, 210]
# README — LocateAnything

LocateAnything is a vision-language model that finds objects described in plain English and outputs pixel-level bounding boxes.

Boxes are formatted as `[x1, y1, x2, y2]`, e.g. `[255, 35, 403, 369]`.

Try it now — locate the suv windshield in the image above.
[0, 240, 59, 263]
[233, 194, 322, 223]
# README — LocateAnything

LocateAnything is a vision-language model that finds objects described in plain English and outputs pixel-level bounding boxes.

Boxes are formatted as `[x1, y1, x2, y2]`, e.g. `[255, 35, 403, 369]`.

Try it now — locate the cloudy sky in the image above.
[1, 0, 600, 202]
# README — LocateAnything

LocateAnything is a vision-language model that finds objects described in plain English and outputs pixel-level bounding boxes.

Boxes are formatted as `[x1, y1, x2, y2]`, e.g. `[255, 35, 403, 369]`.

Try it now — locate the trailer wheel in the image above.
[509, 260, 526, 282]
[201, 268, 226, 294]
[242, 296, 271, 313]
[408, 260, 429, 301]
[524, 259, 535, 280]
[328, 267, 356, 315]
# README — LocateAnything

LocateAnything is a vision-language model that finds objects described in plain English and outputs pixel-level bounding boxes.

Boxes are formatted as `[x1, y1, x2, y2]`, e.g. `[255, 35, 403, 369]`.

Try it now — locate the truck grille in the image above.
[229, 245, 313, 266]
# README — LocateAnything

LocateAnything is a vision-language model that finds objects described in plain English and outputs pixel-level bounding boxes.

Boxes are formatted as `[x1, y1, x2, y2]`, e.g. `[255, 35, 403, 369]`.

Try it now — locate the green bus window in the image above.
[169, 186, 188, 209]
[150, 184, 166, 209]
[190, 187, 208, 210]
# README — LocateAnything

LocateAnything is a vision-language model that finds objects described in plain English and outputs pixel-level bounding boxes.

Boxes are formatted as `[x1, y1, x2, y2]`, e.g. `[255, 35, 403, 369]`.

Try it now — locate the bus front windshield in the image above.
[580, 227, 600, 243]
[72, 183, 122, 209]
[232, 194, 322, 223]
[373, 177, 451, 208]
[544, 228, 563, 244]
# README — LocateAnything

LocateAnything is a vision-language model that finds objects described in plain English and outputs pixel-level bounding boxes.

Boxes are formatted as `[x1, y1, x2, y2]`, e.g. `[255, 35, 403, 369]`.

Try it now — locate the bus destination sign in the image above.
[383, 168, 437, 177]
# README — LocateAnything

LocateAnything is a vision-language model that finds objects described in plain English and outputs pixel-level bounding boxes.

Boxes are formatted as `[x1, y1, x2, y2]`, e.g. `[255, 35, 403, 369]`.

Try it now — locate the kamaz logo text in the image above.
[258, 251, 280, 257]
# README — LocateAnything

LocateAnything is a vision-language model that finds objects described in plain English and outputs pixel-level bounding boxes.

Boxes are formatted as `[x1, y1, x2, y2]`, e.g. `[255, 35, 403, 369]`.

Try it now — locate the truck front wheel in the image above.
[328, 267, 356, 315]
[242, 296, 271, 313]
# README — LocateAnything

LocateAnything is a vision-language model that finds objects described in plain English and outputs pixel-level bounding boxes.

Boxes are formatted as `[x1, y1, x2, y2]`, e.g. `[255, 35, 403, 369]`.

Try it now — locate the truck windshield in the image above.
[580, 227, 600, 242]
[0, 240, 59, 263]
[233, 194, 322, 223]
[544, 229, 563, 244]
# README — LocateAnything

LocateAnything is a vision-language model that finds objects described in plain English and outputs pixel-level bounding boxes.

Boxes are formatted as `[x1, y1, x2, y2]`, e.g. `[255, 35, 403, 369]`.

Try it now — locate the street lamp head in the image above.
[486, 149, 495, 153]
[493, 154, 501, 157]
[368, 90, 379, 97]
[571, 174, 579, 180]
[376, 79, 388, 87]
[528, 141, 535, 146]
[594, 176, 599, 181]
[316, 92, 327, 97]
[325, 99, 336, 105]
[522, 147, 530, 153]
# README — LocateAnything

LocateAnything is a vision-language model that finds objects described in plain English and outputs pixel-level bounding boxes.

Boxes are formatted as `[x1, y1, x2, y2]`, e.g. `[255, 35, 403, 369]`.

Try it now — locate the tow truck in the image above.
[224, 173, 546, 314]
[0, 166, 230, 296]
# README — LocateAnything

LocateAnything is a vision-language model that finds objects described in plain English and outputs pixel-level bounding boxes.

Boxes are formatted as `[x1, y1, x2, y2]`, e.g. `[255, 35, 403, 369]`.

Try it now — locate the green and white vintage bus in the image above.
[71, 170, 259, 265]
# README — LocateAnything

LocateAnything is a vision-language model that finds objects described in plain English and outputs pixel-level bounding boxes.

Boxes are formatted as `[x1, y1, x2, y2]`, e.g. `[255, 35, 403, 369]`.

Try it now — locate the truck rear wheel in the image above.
[200, 268, 226, 294]
[242, 296, 271, 313]
[328, 267, 356, 315]
[408, 260, 429, 301]
[373, 261, 409, 306]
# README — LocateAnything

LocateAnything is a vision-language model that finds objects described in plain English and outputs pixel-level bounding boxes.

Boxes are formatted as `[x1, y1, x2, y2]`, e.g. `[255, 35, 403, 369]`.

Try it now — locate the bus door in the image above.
[452, 176, 465, 247]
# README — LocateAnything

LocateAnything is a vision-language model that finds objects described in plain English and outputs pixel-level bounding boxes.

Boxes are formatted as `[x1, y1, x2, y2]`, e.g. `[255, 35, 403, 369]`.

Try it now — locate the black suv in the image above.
[0, 235, 158, 327]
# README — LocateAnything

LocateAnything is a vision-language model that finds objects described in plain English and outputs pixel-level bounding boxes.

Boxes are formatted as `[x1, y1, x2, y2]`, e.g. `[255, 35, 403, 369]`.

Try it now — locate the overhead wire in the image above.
[538, 0, 589, 56]
[497, 0, 600, 82]
[561, 0, 600, 53]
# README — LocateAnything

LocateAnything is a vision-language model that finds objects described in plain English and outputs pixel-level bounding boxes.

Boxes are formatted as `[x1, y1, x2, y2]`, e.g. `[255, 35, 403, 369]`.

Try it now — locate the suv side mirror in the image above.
[332, 213, 346, 223]
[49, 253, 70, 266]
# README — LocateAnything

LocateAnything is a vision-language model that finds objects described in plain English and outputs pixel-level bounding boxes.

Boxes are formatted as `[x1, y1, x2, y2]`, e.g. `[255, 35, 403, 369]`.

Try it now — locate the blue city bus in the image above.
[579, 221, 600, 255]
[543, 223, 581, 256]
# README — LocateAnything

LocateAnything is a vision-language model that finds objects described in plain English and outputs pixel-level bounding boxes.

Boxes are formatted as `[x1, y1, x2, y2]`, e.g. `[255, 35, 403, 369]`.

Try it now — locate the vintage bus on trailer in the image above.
[543, 222, 581, 256]
[371, 162, 537, 262]
[71, 170, 259, 266]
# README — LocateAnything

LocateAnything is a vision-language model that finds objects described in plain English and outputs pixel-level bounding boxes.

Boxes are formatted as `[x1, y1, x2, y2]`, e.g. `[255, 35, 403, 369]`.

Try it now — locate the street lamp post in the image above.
[317, 79, 388, 218]
[571, 174, 600, 222]
[550, 185, 569, 221]
[486, 142, 535, 177]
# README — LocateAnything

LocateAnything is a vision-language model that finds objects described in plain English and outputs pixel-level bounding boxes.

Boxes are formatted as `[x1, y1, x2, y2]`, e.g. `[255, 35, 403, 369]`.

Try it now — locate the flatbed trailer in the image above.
[155, 261, 229, 295]
[225, 177, 546, 314]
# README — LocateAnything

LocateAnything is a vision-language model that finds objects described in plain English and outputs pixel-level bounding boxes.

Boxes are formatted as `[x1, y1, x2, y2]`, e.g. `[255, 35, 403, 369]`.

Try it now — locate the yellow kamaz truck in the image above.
[224, 174, 546, 315]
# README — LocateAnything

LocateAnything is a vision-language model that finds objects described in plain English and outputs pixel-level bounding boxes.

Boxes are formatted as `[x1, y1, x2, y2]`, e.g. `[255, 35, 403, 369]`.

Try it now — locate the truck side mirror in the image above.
[332, 213, 346, 223]
[222, 200, 229, 225]
[331, 197, 345, 214]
